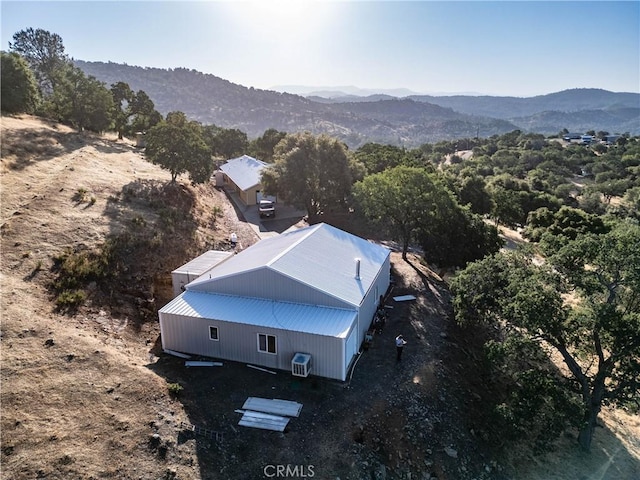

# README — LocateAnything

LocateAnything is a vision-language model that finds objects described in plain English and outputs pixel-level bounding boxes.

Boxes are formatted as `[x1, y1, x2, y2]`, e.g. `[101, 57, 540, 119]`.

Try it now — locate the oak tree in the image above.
[261, 132, 352, 223]
[452, 221, 640, 451]
[50, 65, 114, 132]
[145, 112, 212, 184]
[352, 165, 443, 259]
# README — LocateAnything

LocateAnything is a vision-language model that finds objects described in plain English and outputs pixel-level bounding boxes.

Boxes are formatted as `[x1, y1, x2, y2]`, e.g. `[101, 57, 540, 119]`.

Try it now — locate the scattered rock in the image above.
[1, 445, 15, 456]
[58, 454, 74, 465]
[44, 338, 55, 347]
[444, 446, 458, 459]
[148, 433, 161, 449]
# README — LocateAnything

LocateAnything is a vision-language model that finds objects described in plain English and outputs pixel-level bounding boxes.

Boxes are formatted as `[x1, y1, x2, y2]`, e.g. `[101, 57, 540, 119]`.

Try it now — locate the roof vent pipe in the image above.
[355, 258, 361, 280]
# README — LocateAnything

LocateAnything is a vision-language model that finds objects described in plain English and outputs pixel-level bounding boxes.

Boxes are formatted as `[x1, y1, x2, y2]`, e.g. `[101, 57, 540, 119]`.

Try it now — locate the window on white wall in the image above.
[209, 326, 219, 341]
[257, 333, 277, 354]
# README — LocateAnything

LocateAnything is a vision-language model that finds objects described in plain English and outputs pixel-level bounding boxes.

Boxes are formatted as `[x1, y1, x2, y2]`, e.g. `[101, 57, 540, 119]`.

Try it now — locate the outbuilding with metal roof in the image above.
[158, 223, 391, 381]
[218, 155, 272, 206]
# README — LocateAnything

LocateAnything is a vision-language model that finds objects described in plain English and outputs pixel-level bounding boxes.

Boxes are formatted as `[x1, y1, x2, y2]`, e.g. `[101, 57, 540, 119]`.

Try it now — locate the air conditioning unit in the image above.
[291, 353, 312, 377]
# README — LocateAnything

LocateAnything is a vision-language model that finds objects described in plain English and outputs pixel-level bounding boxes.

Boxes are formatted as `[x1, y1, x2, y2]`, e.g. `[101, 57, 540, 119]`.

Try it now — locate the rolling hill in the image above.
[408, 89, 640, 135]
[75, 61, 640, 146]
[75, 61, 517, 147]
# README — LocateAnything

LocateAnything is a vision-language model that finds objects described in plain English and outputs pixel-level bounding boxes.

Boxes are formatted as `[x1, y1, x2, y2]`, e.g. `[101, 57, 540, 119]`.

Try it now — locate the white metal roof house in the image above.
[158, 223, 391, 381]
[218, 154, 272, 206]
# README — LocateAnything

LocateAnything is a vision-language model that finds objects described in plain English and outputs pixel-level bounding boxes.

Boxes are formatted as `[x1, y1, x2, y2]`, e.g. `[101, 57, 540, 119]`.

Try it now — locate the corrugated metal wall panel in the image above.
[356, 253, 391, 344]
[159, 312, 346, 380]
[192, 269, 352, 309]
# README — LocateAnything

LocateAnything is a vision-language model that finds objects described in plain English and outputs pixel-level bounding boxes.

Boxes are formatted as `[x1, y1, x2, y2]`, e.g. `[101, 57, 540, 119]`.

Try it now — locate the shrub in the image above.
[52, 247, 108, 290]
[167, 382, 183, 397]
[73, 188, 89, 203]
[55, 289, 87, 310]
[131, 215, 147, 228]
[212, 205, 223, 219]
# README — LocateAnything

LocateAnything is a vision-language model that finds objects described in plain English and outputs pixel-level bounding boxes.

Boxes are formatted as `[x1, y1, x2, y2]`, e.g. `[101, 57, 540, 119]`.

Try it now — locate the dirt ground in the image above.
[1, 115, 638, 480]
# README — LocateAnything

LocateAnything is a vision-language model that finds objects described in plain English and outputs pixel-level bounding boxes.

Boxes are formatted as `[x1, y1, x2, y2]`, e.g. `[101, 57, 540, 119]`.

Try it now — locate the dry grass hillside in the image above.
[1, 114, 258, 479]
[1, 115, 638, 480]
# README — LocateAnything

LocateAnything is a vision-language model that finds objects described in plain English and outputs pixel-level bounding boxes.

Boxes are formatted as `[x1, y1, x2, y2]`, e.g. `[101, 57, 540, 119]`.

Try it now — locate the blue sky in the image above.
[2, 1, 639, 97]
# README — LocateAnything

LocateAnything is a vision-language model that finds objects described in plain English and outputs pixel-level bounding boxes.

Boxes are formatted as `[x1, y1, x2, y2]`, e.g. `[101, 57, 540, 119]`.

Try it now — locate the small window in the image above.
[209, 326, 219, 341]
[257, 333, 277, 354]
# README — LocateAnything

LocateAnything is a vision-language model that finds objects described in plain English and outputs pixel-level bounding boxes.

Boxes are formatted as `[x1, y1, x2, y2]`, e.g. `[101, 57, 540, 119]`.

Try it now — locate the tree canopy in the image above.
[352, 143, 412, 175]
[418, 205, 503, 268]
[9, 27, 69, 92]
[261, 132, 352, 222]
[145, 112, 213, 184]
[352, 165, 443, 259]
[352, 165, 501, 265]
[523, 205, 610, 243]
[203, 125, 248, 159]
[48, 64, 114, 132]
[451, 221, 640, 451]
[1, 51, 41, 113]
[251, 128, 287, 163]
[110, 83, 160, 139]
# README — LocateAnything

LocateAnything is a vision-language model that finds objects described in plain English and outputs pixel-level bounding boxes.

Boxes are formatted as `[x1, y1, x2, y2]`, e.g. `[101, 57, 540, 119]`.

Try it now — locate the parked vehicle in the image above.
[259, 199, 275, 218]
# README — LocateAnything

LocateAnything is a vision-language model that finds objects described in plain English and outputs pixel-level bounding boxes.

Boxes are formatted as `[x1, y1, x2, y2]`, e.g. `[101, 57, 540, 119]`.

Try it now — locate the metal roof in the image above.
[159, 290, 357, 338]
[219, 155, 268, 191]
[172, 250, 233, 276]
[187, 223, 390, 307]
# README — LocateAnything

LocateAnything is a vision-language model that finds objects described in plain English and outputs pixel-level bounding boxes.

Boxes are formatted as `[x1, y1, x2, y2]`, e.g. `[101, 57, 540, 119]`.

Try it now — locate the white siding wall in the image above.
[356, 253, 391, 348]
[159, 312, 347, 380]
[172, 272, 194, 298]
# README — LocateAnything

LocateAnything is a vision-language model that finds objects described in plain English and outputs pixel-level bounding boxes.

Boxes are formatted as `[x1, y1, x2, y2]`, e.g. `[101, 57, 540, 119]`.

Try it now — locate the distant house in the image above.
[217, 154, 273, 206]
[604, 134, 620, 145]
[563, 133, 582, 142]
[158, 223, 391, 381]
[581, 135, 593, 145]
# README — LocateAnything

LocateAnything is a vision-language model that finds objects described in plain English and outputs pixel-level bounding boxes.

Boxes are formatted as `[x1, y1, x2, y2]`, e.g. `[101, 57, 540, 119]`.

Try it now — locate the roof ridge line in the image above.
[265, 223, 323, 267]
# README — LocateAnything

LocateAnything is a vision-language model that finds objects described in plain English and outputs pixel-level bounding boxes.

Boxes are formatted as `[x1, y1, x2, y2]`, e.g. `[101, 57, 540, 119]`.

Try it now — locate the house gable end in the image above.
[187, 266, 353, 309]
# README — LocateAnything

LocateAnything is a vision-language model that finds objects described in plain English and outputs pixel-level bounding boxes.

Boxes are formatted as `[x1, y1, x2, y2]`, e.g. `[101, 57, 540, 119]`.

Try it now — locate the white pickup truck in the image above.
[259, 199, 275, 218]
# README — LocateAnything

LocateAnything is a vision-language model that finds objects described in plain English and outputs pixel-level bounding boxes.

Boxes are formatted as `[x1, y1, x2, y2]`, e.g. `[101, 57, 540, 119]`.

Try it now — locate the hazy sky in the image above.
[2, 1, 639, 97]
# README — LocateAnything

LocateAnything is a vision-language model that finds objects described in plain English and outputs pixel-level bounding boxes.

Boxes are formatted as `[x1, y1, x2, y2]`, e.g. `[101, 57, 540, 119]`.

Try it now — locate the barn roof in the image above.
[219, 155, 268, 191]
[159, 291, 357, 338]
[186, 223, 390, 307]
[172, 250, 233, 276]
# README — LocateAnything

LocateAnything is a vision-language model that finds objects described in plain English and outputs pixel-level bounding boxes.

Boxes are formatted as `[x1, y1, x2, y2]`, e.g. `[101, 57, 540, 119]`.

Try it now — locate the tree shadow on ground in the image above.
[145, 351, 353, 480]
[509, 421, 640, 480]
[1, 126, 87, 170]
[401, 255, 452, 317]
[93, 138, 140, 155]
[64, 180, 203, 332]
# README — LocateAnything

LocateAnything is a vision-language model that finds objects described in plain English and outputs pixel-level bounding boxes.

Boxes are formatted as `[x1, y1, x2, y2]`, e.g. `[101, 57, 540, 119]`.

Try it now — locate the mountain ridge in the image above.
[75, 61, 640, 147]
